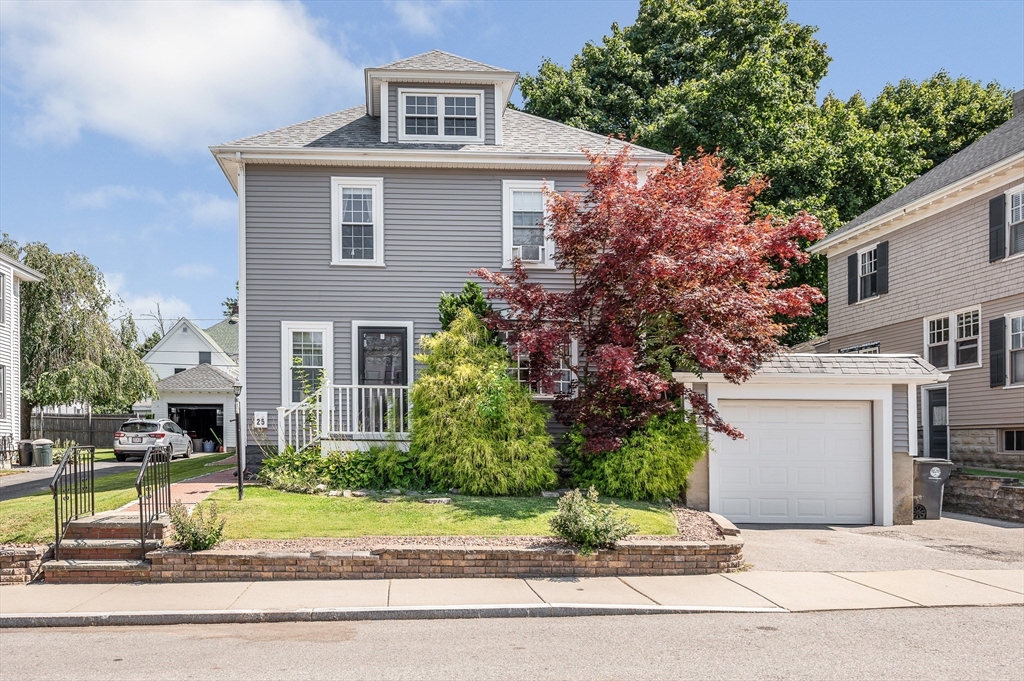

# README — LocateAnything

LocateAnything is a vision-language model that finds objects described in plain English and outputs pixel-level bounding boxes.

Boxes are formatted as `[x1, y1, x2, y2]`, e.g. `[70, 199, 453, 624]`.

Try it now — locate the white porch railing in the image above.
[277, 382, 411, 452]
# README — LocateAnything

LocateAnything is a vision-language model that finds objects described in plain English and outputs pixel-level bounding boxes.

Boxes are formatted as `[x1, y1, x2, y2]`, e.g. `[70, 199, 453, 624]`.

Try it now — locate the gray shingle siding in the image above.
[244, 165, 585, 440]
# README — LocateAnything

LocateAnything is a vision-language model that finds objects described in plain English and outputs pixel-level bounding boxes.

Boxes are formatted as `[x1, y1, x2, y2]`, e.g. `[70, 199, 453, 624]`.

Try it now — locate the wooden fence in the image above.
[29, 413, 133, 447]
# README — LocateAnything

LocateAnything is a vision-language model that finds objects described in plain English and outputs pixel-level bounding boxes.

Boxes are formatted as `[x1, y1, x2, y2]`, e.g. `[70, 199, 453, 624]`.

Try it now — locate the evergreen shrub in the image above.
[411, 308, 558, 495]
[567, 410, 706, 501]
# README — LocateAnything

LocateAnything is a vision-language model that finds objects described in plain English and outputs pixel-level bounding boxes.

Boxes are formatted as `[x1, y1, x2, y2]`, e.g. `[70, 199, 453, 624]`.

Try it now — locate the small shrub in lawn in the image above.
[549, 487, 638, 555]
[169, 501, 226, 551]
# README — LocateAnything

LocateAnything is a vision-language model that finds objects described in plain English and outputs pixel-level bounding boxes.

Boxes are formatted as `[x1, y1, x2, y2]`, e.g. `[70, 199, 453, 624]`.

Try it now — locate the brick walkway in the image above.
[119, 458, 244, 512]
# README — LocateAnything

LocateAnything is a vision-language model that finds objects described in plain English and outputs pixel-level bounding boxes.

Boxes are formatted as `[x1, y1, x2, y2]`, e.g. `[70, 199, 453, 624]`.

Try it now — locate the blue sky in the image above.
[1, 0, 1021, 336]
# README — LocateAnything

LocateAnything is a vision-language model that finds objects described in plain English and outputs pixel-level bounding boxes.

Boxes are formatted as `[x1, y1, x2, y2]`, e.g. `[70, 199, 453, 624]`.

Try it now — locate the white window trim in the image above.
[397, 88, 485, 144]
[856, 243, 879, 302]
[331, 177, 385, 267]
[922, 305, 982, 372]
[508, 337, 578, 399]
[503, 179, 555, 269]
[281, 321, 333, 406]
[1005, 184, 1024, 261]
[1005, 310, 1024, 389]
[350, 320, 415, 387]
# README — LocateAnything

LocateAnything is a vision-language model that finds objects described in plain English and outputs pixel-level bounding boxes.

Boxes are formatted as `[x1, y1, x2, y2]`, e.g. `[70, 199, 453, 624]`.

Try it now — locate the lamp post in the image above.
[233, 381, 243, 500]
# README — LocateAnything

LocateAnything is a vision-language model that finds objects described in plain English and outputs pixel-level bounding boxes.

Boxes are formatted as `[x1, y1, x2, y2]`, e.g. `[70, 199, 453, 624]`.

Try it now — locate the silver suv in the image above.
[114, 419, 193, 461]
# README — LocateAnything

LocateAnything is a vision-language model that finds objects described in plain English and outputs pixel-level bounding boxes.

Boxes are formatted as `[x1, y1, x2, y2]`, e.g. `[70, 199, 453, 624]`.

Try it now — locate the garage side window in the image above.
[331, 177, 384, 267]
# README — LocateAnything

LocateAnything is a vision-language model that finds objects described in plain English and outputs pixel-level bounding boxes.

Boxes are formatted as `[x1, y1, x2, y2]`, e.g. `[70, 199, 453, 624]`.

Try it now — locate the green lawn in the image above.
[207, 486, 678, 539]
[0, 454, 232, 544]
[962, 468, 1024, 481]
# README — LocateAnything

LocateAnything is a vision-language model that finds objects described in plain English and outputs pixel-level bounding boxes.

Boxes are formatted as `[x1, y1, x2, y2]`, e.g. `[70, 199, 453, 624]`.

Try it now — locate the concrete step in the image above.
[42, 559, 151, 584]
[55, 538, 162, 560]
[65, 513, 170, 540]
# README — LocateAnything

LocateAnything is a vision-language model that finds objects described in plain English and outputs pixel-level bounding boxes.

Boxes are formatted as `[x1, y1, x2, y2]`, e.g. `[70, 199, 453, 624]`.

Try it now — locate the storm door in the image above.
[927, 388, 948, 458]
[358, 328, 408, 386]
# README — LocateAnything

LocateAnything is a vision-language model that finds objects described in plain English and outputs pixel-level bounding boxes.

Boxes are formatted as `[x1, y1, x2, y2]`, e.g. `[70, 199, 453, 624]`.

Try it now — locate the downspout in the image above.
[236, 152, 247, 470]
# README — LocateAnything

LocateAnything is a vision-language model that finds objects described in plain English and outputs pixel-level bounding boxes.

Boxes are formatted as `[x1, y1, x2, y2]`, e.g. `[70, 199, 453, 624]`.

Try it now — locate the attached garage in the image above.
[676, 354, 947, 527]
[716, 399, 873, 524]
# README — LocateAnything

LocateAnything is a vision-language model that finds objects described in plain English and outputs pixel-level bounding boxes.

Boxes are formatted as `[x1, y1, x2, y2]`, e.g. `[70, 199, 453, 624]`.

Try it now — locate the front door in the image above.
[358, 328, 407, 385]
[927, 388, 948, 458]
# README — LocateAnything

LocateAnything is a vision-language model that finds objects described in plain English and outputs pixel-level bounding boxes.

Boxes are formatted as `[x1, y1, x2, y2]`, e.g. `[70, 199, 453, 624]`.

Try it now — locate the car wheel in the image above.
[184, 441, 192, 459]
[115, 453, 126, 462]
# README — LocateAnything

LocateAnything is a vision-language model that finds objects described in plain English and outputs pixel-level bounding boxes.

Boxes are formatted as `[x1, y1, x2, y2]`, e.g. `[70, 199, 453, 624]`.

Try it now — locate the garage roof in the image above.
[675, 354, 947, 384]
[156, 364, 237, 392]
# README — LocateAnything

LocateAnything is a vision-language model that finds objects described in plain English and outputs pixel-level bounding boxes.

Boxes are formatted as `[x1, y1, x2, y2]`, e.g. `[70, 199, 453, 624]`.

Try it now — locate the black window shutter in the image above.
[876, 241, 889, 295]
[847, 253, 858, 304]
[990, 317, 1006, 387]
[989, 195, 1006, 262]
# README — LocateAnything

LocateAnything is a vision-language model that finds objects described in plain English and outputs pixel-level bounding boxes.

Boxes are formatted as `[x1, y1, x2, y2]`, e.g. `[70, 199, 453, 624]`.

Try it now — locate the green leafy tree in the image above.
[439, 280, 493, 331]
[136, 330, 162, 359]
[2, 235, 157, 434]
[520, 0, 1012, 342]
[222, 281, 239, 318]
[410, 308, 557, 495]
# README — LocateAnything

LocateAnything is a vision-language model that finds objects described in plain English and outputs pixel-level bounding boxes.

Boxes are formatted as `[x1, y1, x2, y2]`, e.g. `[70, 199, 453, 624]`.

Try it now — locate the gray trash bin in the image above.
[31, 439, 54, 467]
[18, 440, 33, 466]
[913, 457, 953, 519]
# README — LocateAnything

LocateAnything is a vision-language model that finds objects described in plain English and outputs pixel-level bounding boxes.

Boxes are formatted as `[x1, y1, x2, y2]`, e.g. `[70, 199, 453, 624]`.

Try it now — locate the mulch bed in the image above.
[217, 505, 723, 553]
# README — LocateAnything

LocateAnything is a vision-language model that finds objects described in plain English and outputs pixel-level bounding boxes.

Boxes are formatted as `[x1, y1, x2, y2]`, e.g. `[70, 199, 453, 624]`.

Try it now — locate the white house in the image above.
[140, 317, 239, 451]
[0, 252, 44, 443]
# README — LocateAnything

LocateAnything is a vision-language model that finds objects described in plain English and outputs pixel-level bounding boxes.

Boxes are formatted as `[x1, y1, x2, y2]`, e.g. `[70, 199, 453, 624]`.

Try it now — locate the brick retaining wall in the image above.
[0, 546, 49, 584]
[148, 539, 743, 583]
[944, 475, 1024, 523]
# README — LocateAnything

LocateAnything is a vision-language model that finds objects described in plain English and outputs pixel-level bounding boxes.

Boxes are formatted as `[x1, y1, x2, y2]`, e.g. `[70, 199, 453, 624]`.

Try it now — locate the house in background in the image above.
[137, 316, 239, 451]
[0, 252, 44, 444]
[809, 92, 1024, 471]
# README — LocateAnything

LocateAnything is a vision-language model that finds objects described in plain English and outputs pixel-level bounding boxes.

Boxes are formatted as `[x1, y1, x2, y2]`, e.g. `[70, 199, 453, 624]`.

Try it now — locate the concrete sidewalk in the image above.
[1, 569, 1020, 627]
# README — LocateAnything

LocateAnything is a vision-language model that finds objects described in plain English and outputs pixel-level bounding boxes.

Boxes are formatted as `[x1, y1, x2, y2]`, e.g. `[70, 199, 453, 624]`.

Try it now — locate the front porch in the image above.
[276, 382, 410, 452]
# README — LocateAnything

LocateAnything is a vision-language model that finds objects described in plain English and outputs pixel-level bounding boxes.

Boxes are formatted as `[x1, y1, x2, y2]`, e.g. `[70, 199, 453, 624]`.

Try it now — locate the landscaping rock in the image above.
[385, 488, 402, 495]
[448, 488, 460, 494]
[327, 490, 342, 497]
[379, 497, 398, 504]
[343, 490, 353, 497]
[424, 497, 451, 504]
[314, 484, 327, 492]
[351, 490, 371, 497]
[405, 491, 420, 496]
[541, 491, 560, 498]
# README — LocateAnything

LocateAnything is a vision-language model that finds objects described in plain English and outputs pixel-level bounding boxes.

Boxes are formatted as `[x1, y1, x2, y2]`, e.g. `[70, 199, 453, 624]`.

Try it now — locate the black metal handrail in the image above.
[135, 445, 172, 559]
[49, 445, 96, 560]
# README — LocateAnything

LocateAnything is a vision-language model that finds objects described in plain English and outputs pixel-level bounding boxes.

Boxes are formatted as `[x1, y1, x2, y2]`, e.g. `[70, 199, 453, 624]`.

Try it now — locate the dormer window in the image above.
[398, 88, 484, 143]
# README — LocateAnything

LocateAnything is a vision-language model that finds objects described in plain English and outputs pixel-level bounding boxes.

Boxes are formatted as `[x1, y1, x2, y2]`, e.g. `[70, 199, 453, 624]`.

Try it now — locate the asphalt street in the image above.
[0, 462, 141, 501]
[1, 607, 1021, 681]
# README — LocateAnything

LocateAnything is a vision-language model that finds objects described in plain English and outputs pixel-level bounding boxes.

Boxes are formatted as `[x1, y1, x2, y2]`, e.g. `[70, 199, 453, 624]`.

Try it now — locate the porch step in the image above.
[55, 538, 162, 560]
[42, 559, 151, 584]
[65, 513, 170, 541]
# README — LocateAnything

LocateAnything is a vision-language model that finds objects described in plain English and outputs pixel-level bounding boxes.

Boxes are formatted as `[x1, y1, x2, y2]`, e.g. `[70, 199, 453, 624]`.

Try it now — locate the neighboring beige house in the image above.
[810, 95, 1024, 470]
[0, 252, 44, 443]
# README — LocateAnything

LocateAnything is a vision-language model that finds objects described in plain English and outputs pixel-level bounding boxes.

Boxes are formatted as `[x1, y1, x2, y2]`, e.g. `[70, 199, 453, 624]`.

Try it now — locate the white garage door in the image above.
[716, 400, 873, 524]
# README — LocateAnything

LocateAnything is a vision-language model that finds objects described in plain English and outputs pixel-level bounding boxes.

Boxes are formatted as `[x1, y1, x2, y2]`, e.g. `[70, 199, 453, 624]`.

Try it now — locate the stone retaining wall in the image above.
[0, 546, 49, 584]
[148, 539, 743, 583]
[944, 475, 1024, 523]
[950, 429, 1023, 470]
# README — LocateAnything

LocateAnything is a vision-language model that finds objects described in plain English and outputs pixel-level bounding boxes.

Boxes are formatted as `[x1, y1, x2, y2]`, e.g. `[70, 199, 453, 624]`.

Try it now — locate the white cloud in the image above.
[171, 263, 217, 279]
[390, 1, 464, 36]
[0, 0, 363, 155]
[178, 192, 236, 225]
[69, 185, 165, 209]
[106, 271, 193, 337]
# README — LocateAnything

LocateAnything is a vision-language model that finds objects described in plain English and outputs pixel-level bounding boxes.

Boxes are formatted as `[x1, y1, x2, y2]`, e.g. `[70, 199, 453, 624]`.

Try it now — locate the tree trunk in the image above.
[21, 397, 34, 440]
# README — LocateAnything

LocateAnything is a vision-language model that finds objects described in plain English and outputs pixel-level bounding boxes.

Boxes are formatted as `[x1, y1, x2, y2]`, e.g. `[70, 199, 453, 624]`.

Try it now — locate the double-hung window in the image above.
[859, 246, 877, 300]
[331, 177, 384, 267]
[398, 89, 484, 143]
[504, 334, 576, 396]
[1010, 314, 1024, 385]
[503, 180, 554, 267]
[1009, 187, 1024, 257]
[924, 307, 981, 370]
[281, 322, 332, 405]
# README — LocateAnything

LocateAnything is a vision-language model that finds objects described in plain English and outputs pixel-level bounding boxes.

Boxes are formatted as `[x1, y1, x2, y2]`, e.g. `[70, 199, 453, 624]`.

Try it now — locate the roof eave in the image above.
[0, 252, 44, 282]
[810, 151, 1024, 255]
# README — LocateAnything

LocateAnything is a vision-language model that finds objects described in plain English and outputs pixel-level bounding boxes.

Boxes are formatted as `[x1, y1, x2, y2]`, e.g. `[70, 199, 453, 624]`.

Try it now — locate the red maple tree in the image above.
[474, 148, 825, 453]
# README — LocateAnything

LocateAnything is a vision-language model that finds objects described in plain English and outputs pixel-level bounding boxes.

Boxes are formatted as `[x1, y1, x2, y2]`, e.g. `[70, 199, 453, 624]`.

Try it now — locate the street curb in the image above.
[0, 603, 787, 628]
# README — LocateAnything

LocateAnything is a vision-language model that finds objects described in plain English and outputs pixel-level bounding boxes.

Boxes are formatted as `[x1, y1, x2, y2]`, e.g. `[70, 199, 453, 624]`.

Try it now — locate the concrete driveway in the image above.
[740, 512, 1024, 572]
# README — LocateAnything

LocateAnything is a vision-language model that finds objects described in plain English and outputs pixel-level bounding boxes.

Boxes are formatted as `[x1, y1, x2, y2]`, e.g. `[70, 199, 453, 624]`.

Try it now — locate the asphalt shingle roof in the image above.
[204, 316, 239, 356]
[374, 50, 507, 73]
[156, 363, 237, 392]
[224, 106, 665, 158]
[758, 354, 944, 377]
[834, 114, 1024, 237]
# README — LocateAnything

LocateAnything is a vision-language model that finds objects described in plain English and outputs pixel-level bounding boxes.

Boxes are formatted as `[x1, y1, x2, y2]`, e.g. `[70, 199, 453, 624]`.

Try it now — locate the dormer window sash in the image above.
[397, 88, 484, 144]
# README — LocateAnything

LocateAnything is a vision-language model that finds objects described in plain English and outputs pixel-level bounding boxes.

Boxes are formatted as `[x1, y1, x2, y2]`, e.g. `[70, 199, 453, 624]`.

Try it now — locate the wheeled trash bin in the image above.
[913, 457, 953, 519]
[31, 439, 54, 466]
[18, 440, 33, 467]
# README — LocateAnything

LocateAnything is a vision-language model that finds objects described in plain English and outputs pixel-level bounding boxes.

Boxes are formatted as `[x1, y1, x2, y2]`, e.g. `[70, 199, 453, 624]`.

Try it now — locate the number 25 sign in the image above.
[252, 412, 268, 429]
